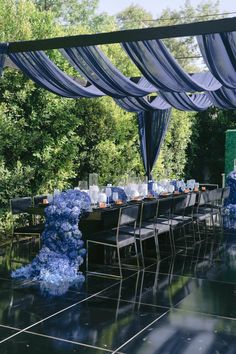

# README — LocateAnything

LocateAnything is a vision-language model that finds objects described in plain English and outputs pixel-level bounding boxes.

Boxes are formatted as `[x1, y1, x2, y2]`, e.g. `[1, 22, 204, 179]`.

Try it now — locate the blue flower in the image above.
[12, 189, 91, 296]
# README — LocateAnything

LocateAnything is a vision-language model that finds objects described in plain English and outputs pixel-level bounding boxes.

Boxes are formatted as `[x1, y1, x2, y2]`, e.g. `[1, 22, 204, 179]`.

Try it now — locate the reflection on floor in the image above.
[0, 225, 236, 353]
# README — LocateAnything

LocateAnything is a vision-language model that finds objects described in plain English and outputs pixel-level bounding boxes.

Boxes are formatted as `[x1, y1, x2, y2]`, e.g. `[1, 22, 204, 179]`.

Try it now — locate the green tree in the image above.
[185, 109, 236, 185]
[34, 0, 99, 27]
[116, 5, 154, 30]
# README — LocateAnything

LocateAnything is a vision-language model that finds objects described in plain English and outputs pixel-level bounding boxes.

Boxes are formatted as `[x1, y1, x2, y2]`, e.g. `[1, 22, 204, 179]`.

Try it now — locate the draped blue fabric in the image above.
[3, 34, 236, 112]
[115, 96, 171, 112]
[138, 109, 172, 179]
[159, 91, 213, 111]
[123, 40, 222, 92]
[9, 51, 104, 98]
[207, 86, 236, 109]
[60, 46, 156, 98]
[0, 43, 8, 77]
[115, 91, 212, 112]
[197, 32, 236, 89]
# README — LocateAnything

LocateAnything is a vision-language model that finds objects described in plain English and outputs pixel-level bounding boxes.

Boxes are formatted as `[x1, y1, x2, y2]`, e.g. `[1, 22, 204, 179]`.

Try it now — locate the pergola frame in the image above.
[6, 17, 236, 53]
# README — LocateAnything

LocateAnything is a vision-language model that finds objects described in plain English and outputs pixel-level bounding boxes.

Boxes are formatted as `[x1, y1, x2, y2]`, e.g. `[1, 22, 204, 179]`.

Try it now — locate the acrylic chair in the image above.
[86, 204, 140, 279]
[123, 200, 160, 267]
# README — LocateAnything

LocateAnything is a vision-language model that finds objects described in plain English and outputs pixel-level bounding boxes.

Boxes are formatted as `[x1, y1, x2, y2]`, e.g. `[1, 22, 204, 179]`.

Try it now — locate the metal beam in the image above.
[7, 17, 236, 53]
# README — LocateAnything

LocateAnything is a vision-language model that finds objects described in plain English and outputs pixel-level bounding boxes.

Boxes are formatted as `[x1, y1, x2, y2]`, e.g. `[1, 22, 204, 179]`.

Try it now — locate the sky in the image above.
[97, 0, 236, 16]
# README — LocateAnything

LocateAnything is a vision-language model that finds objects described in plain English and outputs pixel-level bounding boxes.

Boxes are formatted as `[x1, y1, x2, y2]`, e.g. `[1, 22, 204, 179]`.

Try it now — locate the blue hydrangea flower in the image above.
[12, 189, 91, 296]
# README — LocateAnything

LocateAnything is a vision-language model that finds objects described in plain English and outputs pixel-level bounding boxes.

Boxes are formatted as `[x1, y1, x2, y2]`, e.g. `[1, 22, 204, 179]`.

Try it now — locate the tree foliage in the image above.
[116, 5, 154, 30]
[185, 108, 236, 185]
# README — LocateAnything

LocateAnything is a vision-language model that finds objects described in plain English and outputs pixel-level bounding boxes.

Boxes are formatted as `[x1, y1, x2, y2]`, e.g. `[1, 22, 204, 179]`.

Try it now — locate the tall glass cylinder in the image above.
[89, 173, 98, 187]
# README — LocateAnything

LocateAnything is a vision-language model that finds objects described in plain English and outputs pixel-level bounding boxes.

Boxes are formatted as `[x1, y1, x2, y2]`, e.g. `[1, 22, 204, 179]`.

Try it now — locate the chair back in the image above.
[198, 191, 209, 206]
[119, 204, 140, 227]
[214, 188, 224, 205]
[172, 195, 188, 216]
[187, 192, 197, 208]
[10, 197, 32, 214]
[140, 200, 158, 223]
[157, 197, 172, 218]
[33, 195, 48, 206]
[208, 189, 217, 203]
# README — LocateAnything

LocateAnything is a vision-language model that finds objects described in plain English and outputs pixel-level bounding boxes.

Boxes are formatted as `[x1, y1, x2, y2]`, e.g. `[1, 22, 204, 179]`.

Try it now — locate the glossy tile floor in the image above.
[0, 225, 236, 353]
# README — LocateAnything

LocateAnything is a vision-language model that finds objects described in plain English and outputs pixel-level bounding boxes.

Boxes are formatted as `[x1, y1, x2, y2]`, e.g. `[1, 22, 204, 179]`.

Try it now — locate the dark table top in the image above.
[25, 191, 204, 236]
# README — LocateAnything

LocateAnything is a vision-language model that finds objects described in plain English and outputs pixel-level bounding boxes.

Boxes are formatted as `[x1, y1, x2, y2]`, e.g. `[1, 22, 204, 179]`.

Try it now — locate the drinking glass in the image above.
[168, 185, 175, 193]
[124, 185, 132, 201]
[89, 185, 99, 206]
[152, 182, 158, 194]
[98, 192, 107, 207]
[106, 186, 112, 205]
[112, 192, 119, 203]
[139, 183, 148, 197]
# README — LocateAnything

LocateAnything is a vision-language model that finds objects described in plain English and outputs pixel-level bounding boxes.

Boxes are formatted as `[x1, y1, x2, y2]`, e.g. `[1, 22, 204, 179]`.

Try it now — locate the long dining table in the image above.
[26, 190, 208, 238]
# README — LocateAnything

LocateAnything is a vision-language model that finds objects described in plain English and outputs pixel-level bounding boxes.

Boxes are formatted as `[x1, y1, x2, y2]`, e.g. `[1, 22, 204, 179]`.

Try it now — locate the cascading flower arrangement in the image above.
[223, 171, 236, 219]
[12, 189, 91, 295]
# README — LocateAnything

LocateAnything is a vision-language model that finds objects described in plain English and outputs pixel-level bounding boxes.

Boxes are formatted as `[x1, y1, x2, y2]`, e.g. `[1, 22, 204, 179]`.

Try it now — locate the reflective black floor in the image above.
[0, 225, 236, 353]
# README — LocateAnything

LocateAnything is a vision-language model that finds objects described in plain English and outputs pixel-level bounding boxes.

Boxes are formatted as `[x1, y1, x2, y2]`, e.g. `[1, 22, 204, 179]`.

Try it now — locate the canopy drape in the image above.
[197, 31, 236, 89]
[115, 96, 171, 112]
[3, 30, 236, 182]
[115, 91, 213, 112]
[9, 50, 105, 98]
[60, 46, 156, 98]
[207, 86, 236, 109]
[2, 34, 236, 110]
[159, 91, 213, 111]
[138, 109, 172, 180]
[122, 40, 222, 92]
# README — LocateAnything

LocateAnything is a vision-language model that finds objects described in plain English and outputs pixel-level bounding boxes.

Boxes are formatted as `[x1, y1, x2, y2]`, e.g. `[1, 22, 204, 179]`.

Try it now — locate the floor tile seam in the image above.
[67, 271, 138, 296]
[0, 278, 35, 286]
[0, 279, 125, 344]
[102, 256, 170, 273]
[19, 330, 114, 352]
[90, 271, 138, 282]
[112, 309, 170, 354]
[173, 307, 236, 321]
[0, 324, 21, 331]
[85, 270, 139, 280]
[96, 294, 170, 310]
[143, 270, 236, 285]
[143, 256, 172, 270]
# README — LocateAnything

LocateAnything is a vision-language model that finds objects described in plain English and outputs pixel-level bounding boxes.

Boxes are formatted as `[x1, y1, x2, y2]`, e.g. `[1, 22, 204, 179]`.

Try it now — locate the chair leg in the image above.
[171, 228, 176, 254]
[134, 241, 140, 268]
[192, 221, 197, 243]
[154, 234, 160, 261]
[182, 226, 188, 249]
[139, 239, 145, 267]
[210, 213, 216, 235]
[117, 246, 122, 278]
[167, 230, 174, 255]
